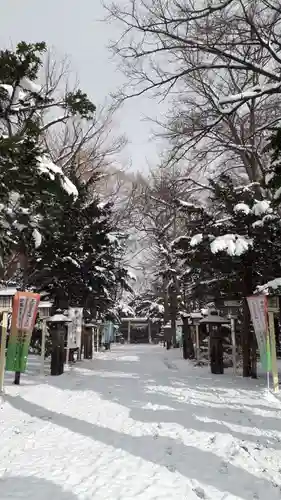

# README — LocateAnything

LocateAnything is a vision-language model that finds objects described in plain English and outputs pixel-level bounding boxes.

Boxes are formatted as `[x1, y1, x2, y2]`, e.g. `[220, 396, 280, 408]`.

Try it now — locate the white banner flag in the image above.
[247, 295, 268, 369]
[67, 307, 83, 349]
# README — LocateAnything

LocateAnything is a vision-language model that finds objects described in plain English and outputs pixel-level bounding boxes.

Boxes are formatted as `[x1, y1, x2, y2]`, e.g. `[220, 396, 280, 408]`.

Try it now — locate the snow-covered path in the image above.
[1, 345, 281, 500]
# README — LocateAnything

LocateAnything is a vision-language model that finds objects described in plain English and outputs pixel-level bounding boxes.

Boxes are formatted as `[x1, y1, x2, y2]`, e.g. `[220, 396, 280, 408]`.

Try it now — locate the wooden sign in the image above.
[224, 300, 241, 307]
[268, 296, 279, 313]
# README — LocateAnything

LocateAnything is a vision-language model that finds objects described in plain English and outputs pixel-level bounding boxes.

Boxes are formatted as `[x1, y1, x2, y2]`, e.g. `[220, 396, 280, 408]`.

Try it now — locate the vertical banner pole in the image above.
[0, 312, 8, 394]
[268, 311, 279, 393]
[247, 295, 271, 391]
[267, 370, 270, 392]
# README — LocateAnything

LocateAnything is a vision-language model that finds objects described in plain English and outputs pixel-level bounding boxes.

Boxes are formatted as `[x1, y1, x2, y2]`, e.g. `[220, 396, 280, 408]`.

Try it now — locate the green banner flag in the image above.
[6, 292, 40, 373]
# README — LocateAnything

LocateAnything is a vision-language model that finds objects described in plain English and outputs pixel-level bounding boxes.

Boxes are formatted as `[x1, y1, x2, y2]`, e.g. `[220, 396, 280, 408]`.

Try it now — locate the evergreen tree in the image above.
[174, 174, 281, 376]
[26, 173, 131, 317]
[132, 287, 165, 321]
[0, 41, 95, 276]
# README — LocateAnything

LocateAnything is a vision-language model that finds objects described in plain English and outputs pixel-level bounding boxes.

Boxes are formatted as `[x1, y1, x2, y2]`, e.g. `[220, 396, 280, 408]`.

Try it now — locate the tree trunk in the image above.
[171, 315, 177, 347]
[163, 276, 169, 324]
[169, 287, 177, 347]
[241, 258, 255, 378]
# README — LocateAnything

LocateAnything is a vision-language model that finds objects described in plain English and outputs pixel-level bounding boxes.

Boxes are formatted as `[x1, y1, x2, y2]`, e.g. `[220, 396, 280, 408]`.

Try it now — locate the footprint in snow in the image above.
[193, 486, 207, 499]
[209, 435, 216, 445]
[240, 444, 249, 453]
[166, 464, 176, 473]
[219, 461, 228, 474]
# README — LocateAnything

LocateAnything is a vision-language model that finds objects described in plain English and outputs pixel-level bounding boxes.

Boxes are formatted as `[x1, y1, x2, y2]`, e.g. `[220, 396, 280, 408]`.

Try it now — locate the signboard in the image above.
[6, 292, 40, 372]
[224, 300, 241, 307]
[67, 307, 83, 349]
[247, 295, 271, 371]
[268, 296, 279, 313]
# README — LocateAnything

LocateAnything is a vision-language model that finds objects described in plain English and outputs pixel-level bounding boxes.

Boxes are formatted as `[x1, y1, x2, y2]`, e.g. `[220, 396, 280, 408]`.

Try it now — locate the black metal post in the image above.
[14, 371, 21, 385]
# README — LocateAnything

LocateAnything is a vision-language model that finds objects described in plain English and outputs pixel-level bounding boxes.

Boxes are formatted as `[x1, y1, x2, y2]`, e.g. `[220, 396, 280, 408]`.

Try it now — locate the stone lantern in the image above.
[46, 312, 71, 376]
[200, 311, 230, 374]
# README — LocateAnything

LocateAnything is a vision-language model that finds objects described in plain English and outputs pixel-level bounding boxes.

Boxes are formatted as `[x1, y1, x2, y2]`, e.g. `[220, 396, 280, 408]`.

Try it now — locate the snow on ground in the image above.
[1, 345, 281, 500]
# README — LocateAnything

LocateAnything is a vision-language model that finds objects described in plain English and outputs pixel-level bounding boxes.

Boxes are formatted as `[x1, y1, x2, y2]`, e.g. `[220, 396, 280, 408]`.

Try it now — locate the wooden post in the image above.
[96, 326, 100, 351]
[0, 312, 8, 393]
[89, 328, 93, 358]
[65, 321, 70, 365]
[40, 319, 47, 376]
[195, 324, 200, 361]
[81, 328, 84, 359]
[148, 320, 152, 344]
[128, 320, 131, 344]
[94, 328, 97, 352]
[231, 317, 237, 376]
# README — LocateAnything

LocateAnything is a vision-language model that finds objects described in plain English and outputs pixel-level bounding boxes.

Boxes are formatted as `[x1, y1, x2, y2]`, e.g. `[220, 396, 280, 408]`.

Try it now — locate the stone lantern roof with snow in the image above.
[200, 310, 230, 325]
[47, 313, 72, 323]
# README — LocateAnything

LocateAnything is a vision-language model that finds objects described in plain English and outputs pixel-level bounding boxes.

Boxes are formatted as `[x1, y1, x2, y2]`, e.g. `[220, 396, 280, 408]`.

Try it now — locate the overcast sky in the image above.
[0, 0, 167, 172]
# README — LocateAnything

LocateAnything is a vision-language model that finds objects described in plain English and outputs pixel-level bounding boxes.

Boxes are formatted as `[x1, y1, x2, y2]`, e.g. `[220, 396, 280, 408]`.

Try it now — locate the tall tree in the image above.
[25, 170, 131, 316]
[174, 174, 281, 375]
[0, 41, 95, 279]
